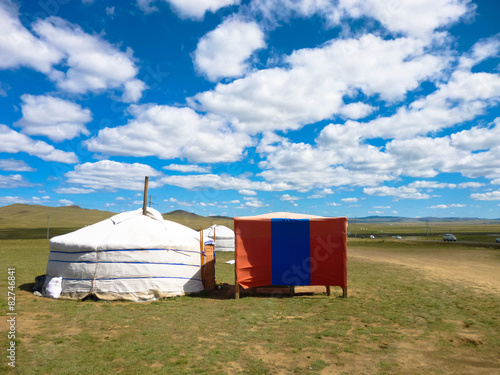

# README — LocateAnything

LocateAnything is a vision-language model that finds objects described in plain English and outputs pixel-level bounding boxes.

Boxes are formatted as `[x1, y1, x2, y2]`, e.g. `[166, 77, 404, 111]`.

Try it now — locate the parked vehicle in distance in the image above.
[394, 235, 402, 239]
[443, 234, 457, 241]
[496, 238, 500, 243]
[370, 235, 375, 239]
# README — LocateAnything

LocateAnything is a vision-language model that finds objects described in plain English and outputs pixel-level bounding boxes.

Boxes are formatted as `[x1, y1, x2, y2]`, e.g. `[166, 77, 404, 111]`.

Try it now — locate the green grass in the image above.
[349, 237, 500, 251]
[350, 219, 500, 244]
[1, 239, 500, 374]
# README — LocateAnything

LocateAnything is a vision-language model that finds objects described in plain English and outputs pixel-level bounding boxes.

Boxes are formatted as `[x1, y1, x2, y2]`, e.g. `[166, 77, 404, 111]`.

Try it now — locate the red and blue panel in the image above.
[235, 217, 347, 289]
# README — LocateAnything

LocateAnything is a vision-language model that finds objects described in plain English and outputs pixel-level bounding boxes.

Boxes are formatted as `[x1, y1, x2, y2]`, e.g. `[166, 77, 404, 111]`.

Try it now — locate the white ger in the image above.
[43, 207, 204, 301]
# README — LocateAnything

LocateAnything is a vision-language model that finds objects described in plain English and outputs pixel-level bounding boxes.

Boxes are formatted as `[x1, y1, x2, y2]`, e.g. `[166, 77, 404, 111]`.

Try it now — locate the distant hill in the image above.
[162, 210, 233, 230]
[1, 204, 498, 240]
[0, 204, 234, 239]
[0, 203, 115, 228]
[0, 204, 116, 239]
[164, 209, 204, 218]
[354, 216, 500, 223]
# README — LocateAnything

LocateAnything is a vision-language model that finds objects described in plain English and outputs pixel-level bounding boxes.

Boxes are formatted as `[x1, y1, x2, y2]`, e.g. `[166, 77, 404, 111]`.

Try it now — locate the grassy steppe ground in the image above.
[1, 238, 500, 374]
[349, 221, 500, 243]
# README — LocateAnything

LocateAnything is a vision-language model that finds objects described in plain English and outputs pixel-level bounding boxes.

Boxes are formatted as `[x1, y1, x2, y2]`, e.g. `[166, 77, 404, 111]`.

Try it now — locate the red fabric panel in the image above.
[309, 218, 347, 288]
[234, 218, 272, 289]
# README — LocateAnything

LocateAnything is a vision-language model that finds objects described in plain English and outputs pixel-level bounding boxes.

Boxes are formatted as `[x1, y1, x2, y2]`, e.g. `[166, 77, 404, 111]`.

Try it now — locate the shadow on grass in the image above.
[20, 282, 35, 293]
[192, 284, 339, 300]
[17, 282, 338, 302]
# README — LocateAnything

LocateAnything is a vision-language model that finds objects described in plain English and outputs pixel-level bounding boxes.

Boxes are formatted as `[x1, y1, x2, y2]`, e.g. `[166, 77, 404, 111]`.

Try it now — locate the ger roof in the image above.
[234, 212, 328, 220]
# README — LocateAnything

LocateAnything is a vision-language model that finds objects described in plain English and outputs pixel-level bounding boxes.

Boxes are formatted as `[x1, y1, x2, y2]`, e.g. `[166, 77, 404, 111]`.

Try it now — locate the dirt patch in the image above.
[451, 333, 483, 347]
[348, 247, 500, 295]
[240, 344, 330, 374]
[16, 309, 122, 351]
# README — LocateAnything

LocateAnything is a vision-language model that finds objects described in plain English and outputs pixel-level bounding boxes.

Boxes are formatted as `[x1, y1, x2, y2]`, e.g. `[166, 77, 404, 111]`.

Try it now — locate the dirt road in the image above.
[348, 246, 500, 295]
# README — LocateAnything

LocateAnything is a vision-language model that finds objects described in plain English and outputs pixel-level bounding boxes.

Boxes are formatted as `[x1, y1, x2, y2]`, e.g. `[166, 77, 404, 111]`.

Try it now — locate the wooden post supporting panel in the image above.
[234, 261, 240, 300]
[199, 229, 205, 287]
[235, 284, 240, 299]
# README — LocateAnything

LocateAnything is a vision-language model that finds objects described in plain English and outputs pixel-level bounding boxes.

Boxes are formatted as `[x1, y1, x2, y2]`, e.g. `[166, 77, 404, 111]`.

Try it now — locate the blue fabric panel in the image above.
[271, 219, 310, 285]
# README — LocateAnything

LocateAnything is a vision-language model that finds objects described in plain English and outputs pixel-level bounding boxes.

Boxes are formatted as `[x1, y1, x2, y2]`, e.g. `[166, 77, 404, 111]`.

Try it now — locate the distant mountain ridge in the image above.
[1, 205, 498, 233]
[164, 209, 202, 217]
[162, 209, 232, 221]
[0, 204, 116, 238]
[354, 216, 500, 223]
[0, 203, 113, 219]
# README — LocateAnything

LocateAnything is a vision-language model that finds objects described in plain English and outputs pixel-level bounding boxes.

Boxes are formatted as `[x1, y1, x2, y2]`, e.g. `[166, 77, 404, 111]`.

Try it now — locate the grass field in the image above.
[1, 236, 500, 374]
[348, 220, 500, 243]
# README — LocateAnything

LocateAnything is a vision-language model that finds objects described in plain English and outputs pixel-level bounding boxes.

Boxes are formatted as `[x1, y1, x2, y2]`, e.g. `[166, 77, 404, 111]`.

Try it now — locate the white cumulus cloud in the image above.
[85, 104, 253, 163]
[341, 197, 358, 203]
[470, 191, 500, 201]
[363, 186, 430, 200]
[338, 0, 472, 37]
[191, 34, 447, 134]
[164, 0, 240, 20]
[55, 187, 96, 194]
[33, 17, 146, 101]
[58, 199, 74, 206]
[429, 204, 466, 208]
[0, 2, 62, 73]
[280, 193, 301, 202]
[64, 160, 163, 190]
[250, 0, 473, 37]
[0, 196, 40, 205]
[239, 189, 257, 196]
[0, 174, 35, 188]
[138, 0, 239, 19]
[244, 196, 268, 208]
[15, 95, 92, 142]
[0, 3, 145, 102]
[194, 17, 265, 81]
[163, 164, 211, 173]
[339, 102, 376, 120]
[0, 125, 78, 163]
[161, 173, 292, 191]
[0, 158, 35, 172]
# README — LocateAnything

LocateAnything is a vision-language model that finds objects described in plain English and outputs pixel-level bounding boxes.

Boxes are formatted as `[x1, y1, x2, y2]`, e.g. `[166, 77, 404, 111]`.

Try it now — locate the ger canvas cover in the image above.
[45, 207, 204, 301]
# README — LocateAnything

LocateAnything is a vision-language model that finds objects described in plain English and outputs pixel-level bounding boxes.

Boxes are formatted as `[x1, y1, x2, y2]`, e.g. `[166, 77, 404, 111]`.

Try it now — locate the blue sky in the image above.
[0, 0, 499, 218]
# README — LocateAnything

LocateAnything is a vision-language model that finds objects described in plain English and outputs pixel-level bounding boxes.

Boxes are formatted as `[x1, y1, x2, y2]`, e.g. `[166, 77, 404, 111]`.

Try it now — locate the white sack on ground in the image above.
[44, 276, 62, 298]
